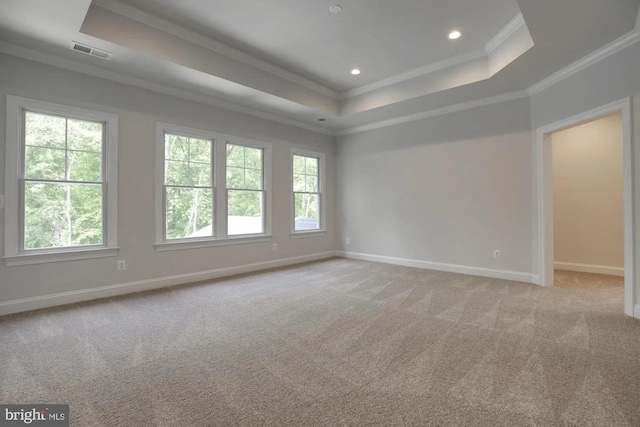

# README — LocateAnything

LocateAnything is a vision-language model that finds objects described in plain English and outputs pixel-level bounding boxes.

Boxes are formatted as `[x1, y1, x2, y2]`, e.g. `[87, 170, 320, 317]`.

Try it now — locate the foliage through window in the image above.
[163, 133, 214, 240]
[156, 124, 271, 249]
[226, 144, 264, 235]
[23, 111, 105, 250]
[293, 153, 321, 231]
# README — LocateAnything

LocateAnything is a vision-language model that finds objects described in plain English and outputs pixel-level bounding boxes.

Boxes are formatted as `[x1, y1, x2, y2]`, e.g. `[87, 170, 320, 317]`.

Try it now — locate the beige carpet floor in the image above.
[1, 259, 639, 426]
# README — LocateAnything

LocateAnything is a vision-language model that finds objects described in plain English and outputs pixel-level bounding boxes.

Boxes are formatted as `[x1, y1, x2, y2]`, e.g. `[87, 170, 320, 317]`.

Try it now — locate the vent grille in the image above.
[70, 42, 112, 60]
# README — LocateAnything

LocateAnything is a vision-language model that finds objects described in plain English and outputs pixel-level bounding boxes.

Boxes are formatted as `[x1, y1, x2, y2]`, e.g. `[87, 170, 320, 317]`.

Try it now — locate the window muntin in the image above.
[226, 143, 264, 236]
[293, 154, 321, 231]
[163, 133, 214, 240]
[22, 111, 106, 250]
[155, 124, 271, 250]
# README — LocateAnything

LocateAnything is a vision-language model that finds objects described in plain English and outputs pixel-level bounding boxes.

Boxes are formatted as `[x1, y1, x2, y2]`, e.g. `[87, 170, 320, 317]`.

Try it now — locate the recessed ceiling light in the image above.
[351, 68, 361, 75]
[329, 5, 342, 14]
[449, 30, 461, 40]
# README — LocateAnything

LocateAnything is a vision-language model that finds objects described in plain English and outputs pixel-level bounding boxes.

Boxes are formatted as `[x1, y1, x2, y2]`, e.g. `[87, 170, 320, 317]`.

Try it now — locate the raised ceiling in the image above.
[117, 0, 522, 92]
[0, 0, 639, 134]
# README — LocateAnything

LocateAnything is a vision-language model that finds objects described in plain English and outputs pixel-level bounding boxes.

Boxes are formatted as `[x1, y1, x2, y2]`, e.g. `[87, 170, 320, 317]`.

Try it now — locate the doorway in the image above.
[535, 98, 635, 316]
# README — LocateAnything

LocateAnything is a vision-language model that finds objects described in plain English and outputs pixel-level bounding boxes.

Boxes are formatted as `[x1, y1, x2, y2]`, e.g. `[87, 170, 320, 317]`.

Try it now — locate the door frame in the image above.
[535, 98, 635, 316]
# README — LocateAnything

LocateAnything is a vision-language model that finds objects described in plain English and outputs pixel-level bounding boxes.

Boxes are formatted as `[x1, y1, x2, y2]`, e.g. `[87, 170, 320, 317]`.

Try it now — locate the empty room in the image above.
[1, 0, 640, 426]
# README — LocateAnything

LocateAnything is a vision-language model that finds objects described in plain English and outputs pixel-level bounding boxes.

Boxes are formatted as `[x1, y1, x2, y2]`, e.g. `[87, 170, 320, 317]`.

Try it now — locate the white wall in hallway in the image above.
[552, 112, 624, 270]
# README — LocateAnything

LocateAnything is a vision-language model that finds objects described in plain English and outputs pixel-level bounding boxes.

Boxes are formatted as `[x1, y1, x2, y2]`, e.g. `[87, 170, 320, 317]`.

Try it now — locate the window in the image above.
[226, 143, 264, 236]
[292, 149, 325, 235]
[163, 133, 214, 240]
[156, 123, 271, 250]
[4, 96, 118, 266]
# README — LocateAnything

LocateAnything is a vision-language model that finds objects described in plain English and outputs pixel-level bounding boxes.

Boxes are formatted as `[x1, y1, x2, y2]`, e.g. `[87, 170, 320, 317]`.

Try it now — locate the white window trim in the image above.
[225, 138, 272, 238]
[155, 123, 272, 252]
[4, 95, 119, 267]
[290, 147, 326, 237]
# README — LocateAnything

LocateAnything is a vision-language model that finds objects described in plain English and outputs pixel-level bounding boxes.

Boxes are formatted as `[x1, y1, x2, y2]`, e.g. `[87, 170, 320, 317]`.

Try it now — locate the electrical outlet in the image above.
[117, 260, 126, 271]
[493, 250, 501, 259]
[346, 237, 350, 245]
[272, 243, 278, 251]
[0, 195, 4, 209]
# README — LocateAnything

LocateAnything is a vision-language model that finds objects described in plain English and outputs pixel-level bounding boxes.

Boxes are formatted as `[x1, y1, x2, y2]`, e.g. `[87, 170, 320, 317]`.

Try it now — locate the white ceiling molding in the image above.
[339, 49, 487, 100]
[0, 41, 334, 136]
[93, 0, 340, 100]
[335, 90, 530, 136]
[2, 4, 638, 139]
[527, 25, 640, 96]
[484, 13, 525, 54]
[340, 13, 526, 100]
[93, 0, 527, 105]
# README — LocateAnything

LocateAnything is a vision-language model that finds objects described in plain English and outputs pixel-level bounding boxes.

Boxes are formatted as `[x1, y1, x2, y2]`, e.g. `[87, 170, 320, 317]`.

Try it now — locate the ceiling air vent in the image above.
[70, 42, 112, 60]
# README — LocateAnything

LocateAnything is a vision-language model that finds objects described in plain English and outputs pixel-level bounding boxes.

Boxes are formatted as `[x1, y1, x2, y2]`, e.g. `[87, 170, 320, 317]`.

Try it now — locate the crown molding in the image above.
[336, 17, 639, 136]
[485, 13, 525, 54]
[0, 41, 334, 136]
[527, 26, 640, 96]
[340, 13, 525, 100]
[339, 48, 487, 100]
[92, 0, 340, 100]
[4, 4, 639, 140]
[335, 90, 530, 136]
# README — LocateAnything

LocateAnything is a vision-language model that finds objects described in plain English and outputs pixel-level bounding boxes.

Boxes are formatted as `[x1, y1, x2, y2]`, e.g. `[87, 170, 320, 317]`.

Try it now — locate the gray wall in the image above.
[0, 54, 337, 303]
[337, 98, 534, 274]
[2, 38, 639, 308]
[530, 41, 640, 304]
[337, 40, 640, 295]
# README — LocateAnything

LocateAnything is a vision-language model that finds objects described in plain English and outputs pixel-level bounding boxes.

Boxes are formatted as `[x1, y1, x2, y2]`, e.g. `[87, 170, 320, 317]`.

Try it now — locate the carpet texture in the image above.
[1, 259, 639, 426]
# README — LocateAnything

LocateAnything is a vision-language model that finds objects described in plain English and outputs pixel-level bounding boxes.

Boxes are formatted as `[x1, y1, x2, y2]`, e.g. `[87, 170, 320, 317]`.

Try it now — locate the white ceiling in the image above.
[0, 0, 639, 134]
[118, 0, 521, 91]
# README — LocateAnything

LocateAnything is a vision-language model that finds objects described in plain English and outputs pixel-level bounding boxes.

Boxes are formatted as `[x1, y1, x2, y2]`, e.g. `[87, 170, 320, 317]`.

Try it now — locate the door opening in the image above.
[551, 112, 624, 291]
[536, 98, 635, 316]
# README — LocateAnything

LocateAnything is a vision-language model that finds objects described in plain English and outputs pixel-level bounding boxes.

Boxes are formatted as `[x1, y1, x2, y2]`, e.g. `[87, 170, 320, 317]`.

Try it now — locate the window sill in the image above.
[290, 230, 327, 239]
[155, 235, 273, 252]
[4, 247, 119, 267]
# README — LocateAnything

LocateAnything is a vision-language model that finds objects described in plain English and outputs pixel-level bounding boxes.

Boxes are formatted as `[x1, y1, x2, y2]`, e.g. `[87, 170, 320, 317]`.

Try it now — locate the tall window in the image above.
[163, 133, 214, 240]
[23, 112, 105, 249]
[156, 123, 271, 250]
[226, 143, 264, 235]
[292, 149, 325, 233]
[4, 96, 118, 266]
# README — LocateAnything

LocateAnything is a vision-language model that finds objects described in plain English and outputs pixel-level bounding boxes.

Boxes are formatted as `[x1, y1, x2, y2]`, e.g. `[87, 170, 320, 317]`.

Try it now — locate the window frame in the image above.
[155, 123, 272, 251]
[157, 124, 216, 244]
[4, 95, 119, 266]
[225, 140, 270, 238]
[290, 147, 326, 238]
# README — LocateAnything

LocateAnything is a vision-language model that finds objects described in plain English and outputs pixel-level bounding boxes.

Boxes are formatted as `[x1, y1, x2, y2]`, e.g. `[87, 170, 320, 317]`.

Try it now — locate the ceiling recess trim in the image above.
[340, 49, 487, 99]
[0, 41, 334, 136]
[1, 7, 638, 138]
[91, 0, 530, 104]
[484, 13, 525, 54]
[527, 23, 640, 95]
[335, 90, 530, 136]
[92, 0, 341, 99]
[341, 13, 528, 100]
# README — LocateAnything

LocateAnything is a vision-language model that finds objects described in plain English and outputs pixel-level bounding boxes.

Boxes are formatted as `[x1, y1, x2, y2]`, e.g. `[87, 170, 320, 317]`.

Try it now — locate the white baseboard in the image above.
[554, 261, 625, 277]
[337, 251, 538, 284]
[634, 305, 640, 320]
[0, 251, 339, 316]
